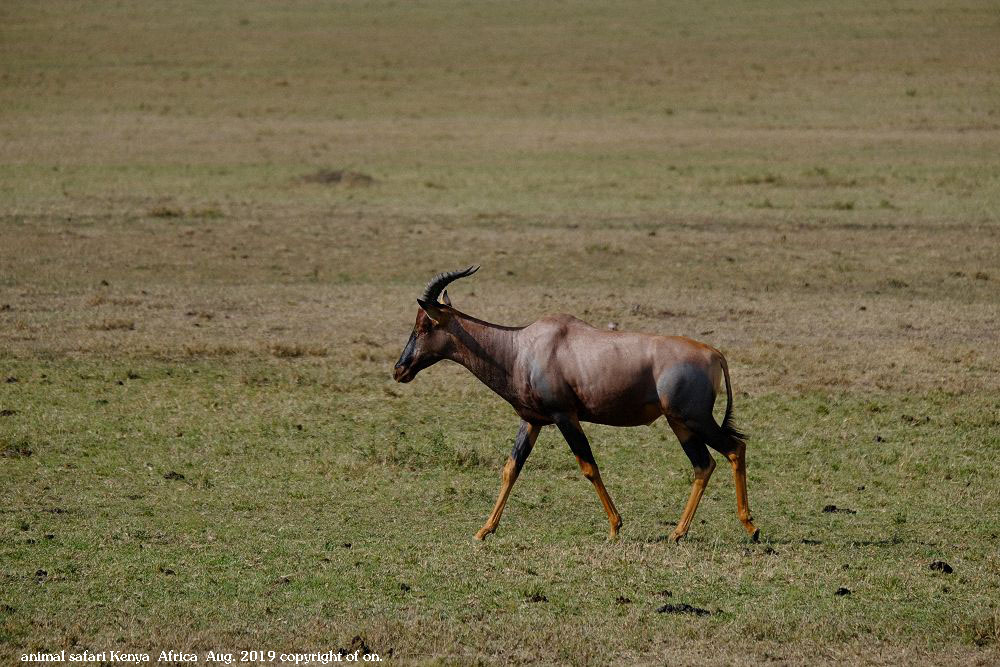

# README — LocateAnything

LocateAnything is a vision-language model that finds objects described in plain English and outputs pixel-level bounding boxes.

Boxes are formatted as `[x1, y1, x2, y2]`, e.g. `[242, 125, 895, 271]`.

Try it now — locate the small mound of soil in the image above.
[930, 560, 953, 574]
[823, 505, 857, 514]
[338, 635, 373, 657]
[1, 445, 32, 458]
[657, 603, 710, 616]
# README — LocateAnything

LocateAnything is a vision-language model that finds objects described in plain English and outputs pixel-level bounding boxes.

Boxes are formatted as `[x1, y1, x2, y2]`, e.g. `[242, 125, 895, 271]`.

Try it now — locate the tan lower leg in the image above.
[670, 459, 716, 542]
[727, 444, 758, 538]
[475, 457, 519, 540]
[577, 457, 623, 537]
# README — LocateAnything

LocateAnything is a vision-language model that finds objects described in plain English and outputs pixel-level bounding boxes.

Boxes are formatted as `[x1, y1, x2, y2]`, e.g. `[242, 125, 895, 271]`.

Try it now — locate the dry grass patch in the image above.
[181, 343, 247, 357]
[299, 169, 375, 187]
[148, 206, 184, 218]
[86, 294, 143, 307]
[86, 319, 135, 331]
[267, 342, 328, 358]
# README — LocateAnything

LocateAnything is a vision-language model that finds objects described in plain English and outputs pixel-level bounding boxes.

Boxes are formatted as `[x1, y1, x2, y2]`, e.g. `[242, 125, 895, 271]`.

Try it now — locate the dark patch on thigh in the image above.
[657, 362, 715, 422]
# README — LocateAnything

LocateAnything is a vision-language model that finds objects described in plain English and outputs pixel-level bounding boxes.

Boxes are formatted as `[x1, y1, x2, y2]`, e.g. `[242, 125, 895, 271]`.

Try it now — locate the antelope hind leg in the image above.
[667, 418, 716, 542]
[724, 439, 759, 541]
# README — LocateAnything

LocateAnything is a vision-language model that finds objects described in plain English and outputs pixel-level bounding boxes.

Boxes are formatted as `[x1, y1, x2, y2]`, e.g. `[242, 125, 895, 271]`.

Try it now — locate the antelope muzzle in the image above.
[393, 331, 418, 383]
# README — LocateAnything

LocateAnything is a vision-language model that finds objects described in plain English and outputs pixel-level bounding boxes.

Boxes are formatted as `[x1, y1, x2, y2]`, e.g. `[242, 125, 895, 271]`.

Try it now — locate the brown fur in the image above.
[394, 277, 758, 542]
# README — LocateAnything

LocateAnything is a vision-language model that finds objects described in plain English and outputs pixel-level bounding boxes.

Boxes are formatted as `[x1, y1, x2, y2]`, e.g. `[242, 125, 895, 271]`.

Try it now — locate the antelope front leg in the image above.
[555, 415, 623, 539]
[475, 421, 540, 540]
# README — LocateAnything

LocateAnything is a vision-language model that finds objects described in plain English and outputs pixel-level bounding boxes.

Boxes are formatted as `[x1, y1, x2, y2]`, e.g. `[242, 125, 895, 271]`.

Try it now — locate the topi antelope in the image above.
[393, 266, 758, 542]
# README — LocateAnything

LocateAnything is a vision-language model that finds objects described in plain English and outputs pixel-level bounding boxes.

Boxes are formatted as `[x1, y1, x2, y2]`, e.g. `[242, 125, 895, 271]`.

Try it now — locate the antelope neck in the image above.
[445, 313, 520, 400]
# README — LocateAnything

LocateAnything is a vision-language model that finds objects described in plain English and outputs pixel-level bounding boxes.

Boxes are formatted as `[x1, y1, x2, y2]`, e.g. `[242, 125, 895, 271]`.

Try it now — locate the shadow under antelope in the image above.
[392, 267, 758, 542]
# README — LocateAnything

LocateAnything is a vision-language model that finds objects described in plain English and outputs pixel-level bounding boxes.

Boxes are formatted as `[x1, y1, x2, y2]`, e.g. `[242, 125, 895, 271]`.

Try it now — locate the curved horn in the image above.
[420, 265, 480, 303]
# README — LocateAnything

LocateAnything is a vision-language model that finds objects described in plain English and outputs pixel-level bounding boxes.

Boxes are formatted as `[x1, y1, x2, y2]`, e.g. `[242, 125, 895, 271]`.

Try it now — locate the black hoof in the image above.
[751, 528, 760, 543]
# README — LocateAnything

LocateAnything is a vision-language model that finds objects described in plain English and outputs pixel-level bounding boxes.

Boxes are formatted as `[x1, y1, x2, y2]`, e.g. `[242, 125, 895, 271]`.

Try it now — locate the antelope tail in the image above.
[720, 356, 747, 441]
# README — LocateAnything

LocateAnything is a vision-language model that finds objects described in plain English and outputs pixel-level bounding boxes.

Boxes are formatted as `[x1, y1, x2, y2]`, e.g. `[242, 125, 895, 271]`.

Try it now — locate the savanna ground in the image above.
[2, 1, 1000, 664]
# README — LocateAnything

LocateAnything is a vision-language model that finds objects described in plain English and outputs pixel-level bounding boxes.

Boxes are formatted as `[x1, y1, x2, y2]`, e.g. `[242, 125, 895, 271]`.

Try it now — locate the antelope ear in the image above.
[417, 299, 450, 325]
[441, 290, 452, 307]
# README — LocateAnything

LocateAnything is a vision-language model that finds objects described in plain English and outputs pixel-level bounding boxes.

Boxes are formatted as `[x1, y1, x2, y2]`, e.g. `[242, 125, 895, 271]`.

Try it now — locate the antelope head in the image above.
[393, 266, 479, 383]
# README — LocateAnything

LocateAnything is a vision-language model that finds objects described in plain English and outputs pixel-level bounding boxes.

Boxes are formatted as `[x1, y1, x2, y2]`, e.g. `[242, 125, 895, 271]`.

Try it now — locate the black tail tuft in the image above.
[719, 356, 748, 442]
[721, 416, 748, 442]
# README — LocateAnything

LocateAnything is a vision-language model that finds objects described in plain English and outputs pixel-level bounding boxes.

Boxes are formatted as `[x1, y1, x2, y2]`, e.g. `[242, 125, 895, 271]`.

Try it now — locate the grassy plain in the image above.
[2, 1, 1000, 664]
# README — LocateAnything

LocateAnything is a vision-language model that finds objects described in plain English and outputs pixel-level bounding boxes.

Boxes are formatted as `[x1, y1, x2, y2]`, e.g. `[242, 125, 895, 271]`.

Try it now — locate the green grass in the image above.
[2, 0, 1000, 663]
[3, 361, 999, 662]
